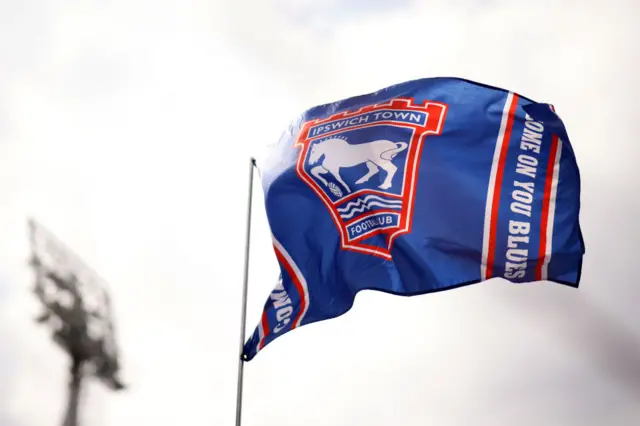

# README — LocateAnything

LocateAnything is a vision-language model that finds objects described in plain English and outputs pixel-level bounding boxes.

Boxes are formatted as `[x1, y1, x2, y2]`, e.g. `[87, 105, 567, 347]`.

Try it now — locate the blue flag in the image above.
[243, 77, 584, 361]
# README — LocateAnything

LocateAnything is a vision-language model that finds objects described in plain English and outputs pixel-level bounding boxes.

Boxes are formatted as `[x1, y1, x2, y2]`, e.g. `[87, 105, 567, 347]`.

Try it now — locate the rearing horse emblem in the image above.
[294, 98, 448, 260]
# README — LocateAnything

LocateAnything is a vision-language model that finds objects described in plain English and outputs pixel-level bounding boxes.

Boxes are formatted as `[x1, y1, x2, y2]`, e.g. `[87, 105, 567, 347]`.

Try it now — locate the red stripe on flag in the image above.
[258, 310, 269, 350]
[273, 245, 307, 330]
[486, 94, 519, 278]
[536, 134, 559, 280]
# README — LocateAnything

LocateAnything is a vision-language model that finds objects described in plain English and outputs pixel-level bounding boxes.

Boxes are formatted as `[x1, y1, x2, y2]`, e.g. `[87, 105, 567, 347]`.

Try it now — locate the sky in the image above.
[0, 0, 639, 425]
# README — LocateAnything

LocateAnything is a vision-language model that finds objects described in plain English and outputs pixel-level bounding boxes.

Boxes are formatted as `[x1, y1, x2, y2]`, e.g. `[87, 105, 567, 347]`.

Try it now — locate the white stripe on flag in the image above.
[541, 139, 563, 280]
[272, 236, 310, 328]
[481, 92, 515, 280]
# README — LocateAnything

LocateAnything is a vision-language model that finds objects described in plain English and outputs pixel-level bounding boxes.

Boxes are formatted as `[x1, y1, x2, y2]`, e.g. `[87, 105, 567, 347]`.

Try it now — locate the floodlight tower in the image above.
[27, 218, 126, 426]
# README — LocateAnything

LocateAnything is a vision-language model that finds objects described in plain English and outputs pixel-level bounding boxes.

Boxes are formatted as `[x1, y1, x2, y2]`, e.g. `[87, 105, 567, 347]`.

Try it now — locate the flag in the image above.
[242, 77, 584, 361]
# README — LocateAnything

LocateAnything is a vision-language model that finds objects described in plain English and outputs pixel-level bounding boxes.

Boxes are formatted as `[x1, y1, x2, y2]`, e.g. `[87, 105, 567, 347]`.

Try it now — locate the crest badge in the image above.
[294, 98, 448, 259]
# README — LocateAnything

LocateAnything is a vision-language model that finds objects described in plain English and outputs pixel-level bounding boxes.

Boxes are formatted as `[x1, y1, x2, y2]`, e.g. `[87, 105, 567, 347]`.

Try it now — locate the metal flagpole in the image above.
[235, 157, 256, 426]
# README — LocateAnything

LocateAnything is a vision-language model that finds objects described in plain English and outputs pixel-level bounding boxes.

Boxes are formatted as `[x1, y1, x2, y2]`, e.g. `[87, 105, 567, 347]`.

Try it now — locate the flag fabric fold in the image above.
[243, 77, 584, 361]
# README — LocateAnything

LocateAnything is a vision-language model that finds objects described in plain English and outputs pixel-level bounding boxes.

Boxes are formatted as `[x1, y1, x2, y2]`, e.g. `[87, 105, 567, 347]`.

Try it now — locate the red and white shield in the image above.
[294, 98, 448, 260]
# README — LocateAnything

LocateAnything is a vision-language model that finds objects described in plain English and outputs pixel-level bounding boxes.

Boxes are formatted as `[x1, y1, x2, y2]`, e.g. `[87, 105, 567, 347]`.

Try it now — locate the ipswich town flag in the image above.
[242, 77, 584, 361]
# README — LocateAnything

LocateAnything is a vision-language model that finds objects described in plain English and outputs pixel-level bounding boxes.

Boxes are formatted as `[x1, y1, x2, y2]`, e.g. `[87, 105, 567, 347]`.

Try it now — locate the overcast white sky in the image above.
[1, 0, 639, 425]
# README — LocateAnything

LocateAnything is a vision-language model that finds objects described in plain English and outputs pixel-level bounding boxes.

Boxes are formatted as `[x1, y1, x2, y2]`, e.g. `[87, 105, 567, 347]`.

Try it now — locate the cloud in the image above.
[0, 0, 639, 425]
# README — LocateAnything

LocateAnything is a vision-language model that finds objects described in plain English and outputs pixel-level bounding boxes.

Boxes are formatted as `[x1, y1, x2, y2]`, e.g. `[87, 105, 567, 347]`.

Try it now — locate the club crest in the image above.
[294, 98, 448, 259]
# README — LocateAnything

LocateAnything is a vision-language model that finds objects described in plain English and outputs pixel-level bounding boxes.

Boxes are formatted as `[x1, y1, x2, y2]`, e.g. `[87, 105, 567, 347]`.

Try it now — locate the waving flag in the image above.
[243, 77, 584, 361]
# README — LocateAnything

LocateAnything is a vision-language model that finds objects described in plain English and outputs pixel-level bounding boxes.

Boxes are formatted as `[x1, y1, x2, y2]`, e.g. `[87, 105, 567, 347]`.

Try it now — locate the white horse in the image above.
[308, 137, 408, 193]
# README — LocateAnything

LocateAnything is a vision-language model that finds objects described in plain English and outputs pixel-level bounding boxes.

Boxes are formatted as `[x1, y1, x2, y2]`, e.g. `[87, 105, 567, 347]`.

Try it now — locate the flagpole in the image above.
[236, 157, 256, 426]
